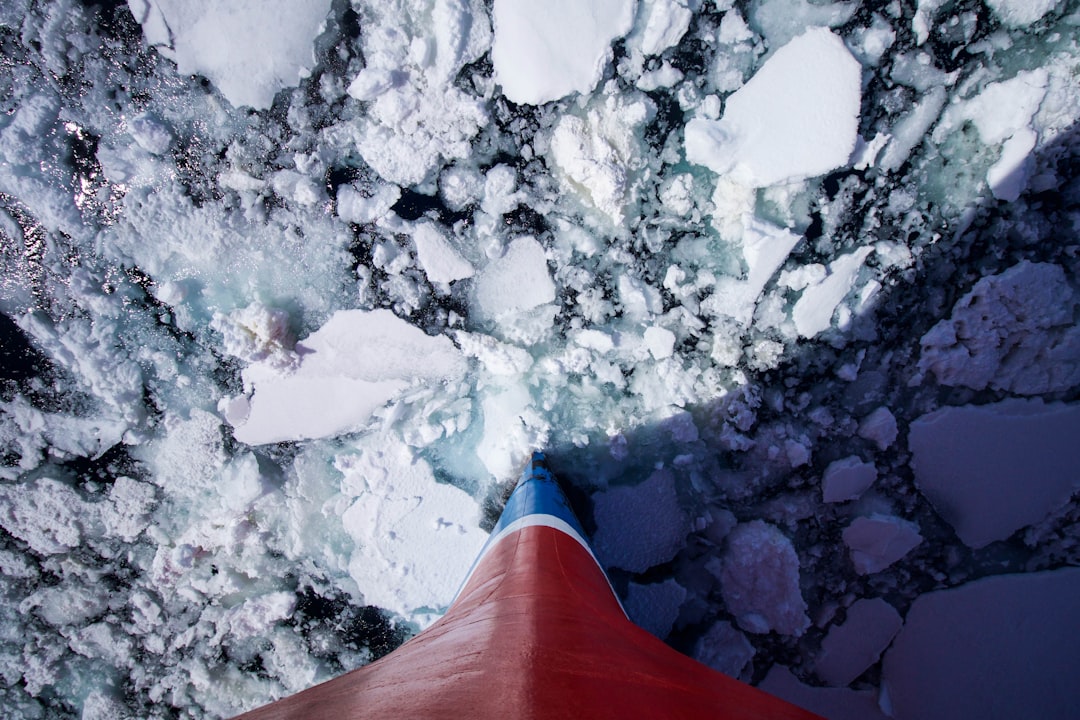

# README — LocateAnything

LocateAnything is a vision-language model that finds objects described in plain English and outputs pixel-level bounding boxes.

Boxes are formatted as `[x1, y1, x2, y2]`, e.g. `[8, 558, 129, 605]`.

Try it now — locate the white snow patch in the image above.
[883, 568, 1080, 720]
[842, 514, 922, 575]
[338, 444, 486, 626]
[226, 310, 466, 444]
[127, 0, 333, 109]
[491, 0, 636, 105]
[908, 398, 1080, 549]
[685, 28, 861, 187]
[815, 598, 902, 687]
[718, 520, 809, 636]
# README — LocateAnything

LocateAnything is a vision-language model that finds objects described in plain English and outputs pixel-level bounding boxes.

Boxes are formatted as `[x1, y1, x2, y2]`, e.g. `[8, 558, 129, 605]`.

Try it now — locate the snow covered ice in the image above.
[2, 0, 1080, 718]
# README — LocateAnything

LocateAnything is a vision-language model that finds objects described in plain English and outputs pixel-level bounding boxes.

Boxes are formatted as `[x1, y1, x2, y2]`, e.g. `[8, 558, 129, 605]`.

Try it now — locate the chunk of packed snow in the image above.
[592, 469, 689, 573]
[127, 0, 333, 109]
[227, 310, 466, 444]
[718, 520, 809, 636]
[685, 28, 861, 186]
[707, 218, 802, 326]
[635, 0, 694, 56]
[882, 568, 1080, 720]
[549, 94, 653, 226]
[792, 247, 872, 338]
[919, 261, 1080, 395]
[127, 112, 173, 154]
[693, 620, 756, 678]
[822, 456, 877, 503]
[761, 666, 889, 720]
[0, 477, 85, 555]
[624, 579, 687, 639]
[643, 326, 676, 360]
[857, 407, 898, 450]
[338, 445, 487, 626]
[412, 222, 474, 284]
[473, 236, 556, 320]
[984, 0, 1062, 27]
[842, 514, 922, 575]
[815, 598, 902, 687]
[336, 182, 402, 225]
[491, 0, 636, 104]
[475, 381, 546, 480]
[908, 398, 1080, 549]
[212, 302, 297, 370]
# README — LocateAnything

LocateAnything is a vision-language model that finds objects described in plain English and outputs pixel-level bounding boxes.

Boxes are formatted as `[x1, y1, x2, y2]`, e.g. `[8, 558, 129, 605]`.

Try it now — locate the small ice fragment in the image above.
[643, 326, 676, 360]
[624, 579, 687, 639]
[857, 407, 898, 450]
[718, 520, 810, 636]
[815, 598, 902, 687]
[984, 0, 1062, 27]
[822, 456, 877, 503]
[347, 68, 397, 101]
[412, 222, 474, 284]
[473, 237, 555, 321]
[128, 112, 173, 154]
[336, 182, 402, 225]
[792, 247, 872, 338]
[694, 620, 756, 678]
[637, 0, 693, 56]
[842, 514, 922, 575]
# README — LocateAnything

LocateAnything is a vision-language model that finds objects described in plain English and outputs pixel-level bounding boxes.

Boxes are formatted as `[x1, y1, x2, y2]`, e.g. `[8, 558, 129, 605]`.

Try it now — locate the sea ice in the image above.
[791, 247, 873, 338]
[821, 456, 876, 503]
[226, 310, 467, 445]
[882, 568, 1080, 720]
[761, 666, 889, 720]
[591, 469, 689, 573]
[908, 398, 1080, 549]
[685, 28, 861, 187]
[472, 236, 556, 341]
[918, 261, 1080, 395]
[411, 222, 474, 284]
[814, 598, 901, 687]
[857, 407, 898, 450]
[693, 620, 756, 678]
[717, 520, 809, 636]
[624, 578, 687, 639]
[127, 0, 333, 109]
[491, 0, 636, 105]
[984, 0, 1063, 27]
[842, 514, 922, 575]
[337, 445, 487, 626]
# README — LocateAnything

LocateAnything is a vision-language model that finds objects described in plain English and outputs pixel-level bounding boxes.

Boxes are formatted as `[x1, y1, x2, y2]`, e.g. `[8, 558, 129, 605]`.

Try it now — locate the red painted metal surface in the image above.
[235, 522, 821, 719]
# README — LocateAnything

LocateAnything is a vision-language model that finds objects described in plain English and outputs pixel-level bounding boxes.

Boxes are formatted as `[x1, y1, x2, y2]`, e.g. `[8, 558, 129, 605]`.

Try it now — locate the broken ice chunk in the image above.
[792, 246, 872, 338]
[685, 28, 861, 187]
[857, 407, 898, 450]
[821, 456, 877, 503]
[842, 514, 922, 575]
[815, 597, 902, 687]
[227, 310, 466, 444]
[337, 182, 402, 225]
[412, 222, 474, 284]
[624, 578, 687, 639]
[909, 398, 1080, 549]
[592, 469, 689, 573]
[718, 520, 810, 636]
[129, 0, 333, 110]
[693, 620, 756, 678]
[473, 237, 555, 320]
[643, 326, 676, 360]
[491, 0, 636, 105]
